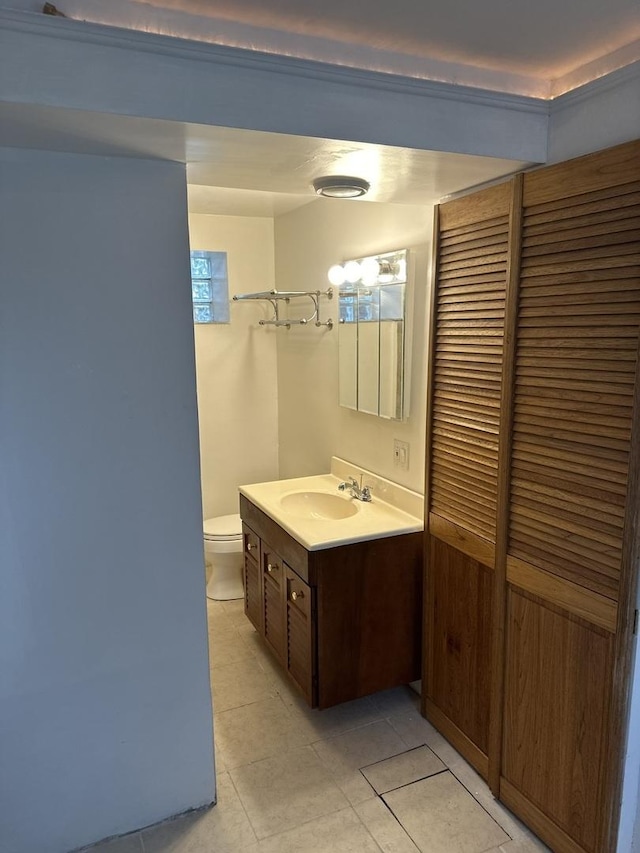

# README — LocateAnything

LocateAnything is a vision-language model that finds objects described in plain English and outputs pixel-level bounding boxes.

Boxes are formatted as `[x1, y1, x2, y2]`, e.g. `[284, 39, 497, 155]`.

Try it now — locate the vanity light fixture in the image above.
[312, 176, 370, 199]
[327, 249, 407, 288]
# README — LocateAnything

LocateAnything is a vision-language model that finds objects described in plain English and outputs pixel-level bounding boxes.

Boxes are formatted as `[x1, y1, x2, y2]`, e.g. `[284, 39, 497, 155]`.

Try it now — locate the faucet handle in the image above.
[361, 485, 373, 501]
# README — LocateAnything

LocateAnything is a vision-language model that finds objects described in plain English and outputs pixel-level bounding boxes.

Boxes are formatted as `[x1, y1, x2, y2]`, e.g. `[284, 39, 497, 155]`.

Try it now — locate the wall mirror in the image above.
[332, 249, 410, 420]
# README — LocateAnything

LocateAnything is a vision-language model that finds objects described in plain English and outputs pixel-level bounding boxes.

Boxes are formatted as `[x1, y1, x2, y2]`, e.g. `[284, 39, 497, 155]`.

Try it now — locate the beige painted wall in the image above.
[189, 214, 280, 519]
[274, 199, 433, 494]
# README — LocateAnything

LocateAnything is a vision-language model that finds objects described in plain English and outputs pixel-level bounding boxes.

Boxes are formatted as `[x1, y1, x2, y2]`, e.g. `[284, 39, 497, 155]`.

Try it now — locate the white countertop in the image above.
[239, 459, 424, 551]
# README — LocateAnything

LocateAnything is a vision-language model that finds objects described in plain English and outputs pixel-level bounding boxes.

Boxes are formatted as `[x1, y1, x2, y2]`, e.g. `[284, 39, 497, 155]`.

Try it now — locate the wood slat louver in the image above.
[430, 185, 512, 546]
[508, 179, 640, 602]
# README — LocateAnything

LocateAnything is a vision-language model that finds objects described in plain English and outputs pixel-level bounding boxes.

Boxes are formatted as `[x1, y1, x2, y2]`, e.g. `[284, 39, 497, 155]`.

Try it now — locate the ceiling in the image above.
[12, 0, 640, 96]
[0, 102, 531, 216]
[3, 0, 638, 215]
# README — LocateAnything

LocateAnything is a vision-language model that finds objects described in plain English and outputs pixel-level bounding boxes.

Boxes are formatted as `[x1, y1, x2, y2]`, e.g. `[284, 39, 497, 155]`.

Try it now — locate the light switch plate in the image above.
[393, 439, 410, 470]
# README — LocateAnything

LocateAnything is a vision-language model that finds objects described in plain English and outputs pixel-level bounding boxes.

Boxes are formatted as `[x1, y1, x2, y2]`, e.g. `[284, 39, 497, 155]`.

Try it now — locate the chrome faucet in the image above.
[338, 475, 372, 502]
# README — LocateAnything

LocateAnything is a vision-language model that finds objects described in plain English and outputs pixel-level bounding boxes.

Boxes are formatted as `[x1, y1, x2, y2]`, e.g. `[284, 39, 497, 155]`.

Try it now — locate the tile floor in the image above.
[89, 598, 550, 853]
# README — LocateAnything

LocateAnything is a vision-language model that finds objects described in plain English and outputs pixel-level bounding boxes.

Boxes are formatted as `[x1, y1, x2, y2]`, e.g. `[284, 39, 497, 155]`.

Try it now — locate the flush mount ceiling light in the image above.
[312, 176, 370, 199]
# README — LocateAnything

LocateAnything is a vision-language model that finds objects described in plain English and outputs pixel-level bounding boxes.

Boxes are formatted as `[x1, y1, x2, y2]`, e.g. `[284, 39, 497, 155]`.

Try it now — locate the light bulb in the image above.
[344, 260, 362, 284]
[328, 264, 346, 286]
[360, 257, 380, 286]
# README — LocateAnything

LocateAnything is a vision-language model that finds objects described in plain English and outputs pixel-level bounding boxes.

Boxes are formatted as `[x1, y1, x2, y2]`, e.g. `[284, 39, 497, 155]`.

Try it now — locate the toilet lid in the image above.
[203, 513, 243, 540]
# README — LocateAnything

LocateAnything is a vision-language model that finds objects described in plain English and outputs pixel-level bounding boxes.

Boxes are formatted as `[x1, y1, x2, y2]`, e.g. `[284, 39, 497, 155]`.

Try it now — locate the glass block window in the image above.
[190, 250, 230, 324]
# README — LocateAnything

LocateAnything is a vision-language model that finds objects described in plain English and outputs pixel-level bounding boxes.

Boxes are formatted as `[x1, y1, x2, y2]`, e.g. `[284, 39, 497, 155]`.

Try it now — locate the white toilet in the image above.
[204, 513, 244, 601]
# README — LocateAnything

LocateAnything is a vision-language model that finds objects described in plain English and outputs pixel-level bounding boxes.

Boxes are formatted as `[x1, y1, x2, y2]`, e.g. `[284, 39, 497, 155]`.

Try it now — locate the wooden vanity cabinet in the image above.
[240, 494, 422, 709]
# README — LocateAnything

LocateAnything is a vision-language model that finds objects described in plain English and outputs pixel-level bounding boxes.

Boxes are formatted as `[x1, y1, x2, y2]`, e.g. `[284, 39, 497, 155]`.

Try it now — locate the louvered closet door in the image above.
[424, 181, 514, 778]
[499, 141, 640, 853]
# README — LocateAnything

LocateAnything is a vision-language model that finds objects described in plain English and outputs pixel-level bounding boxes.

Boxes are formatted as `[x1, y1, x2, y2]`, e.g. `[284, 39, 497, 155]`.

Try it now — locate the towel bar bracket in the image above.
[233, 288, 334, 330]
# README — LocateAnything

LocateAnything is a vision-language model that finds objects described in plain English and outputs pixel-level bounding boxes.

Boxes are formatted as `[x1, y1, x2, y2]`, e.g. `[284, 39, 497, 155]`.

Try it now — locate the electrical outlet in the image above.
[393, 439, 410, 470]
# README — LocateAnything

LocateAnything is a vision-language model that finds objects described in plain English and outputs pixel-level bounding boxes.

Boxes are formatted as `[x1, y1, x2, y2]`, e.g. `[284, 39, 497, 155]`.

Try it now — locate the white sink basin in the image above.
[279, 491, 359, 520]
[239, 461, 423, 551]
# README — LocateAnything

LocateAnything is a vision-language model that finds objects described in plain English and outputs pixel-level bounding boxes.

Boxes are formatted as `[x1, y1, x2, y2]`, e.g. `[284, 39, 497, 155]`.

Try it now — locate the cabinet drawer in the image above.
[244, 527, 260, 559]
[287, 569, 311, 618]
[263, 550, 285, 585]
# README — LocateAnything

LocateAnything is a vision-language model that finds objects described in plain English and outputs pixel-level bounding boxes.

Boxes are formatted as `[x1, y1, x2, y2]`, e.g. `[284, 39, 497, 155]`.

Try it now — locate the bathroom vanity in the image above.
[238, 460, 424, 709]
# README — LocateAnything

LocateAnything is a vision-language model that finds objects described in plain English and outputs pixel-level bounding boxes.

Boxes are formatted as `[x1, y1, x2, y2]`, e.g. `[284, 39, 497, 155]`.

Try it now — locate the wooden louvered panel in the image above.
[430, 206, 508, 545]
[509, 493, 624, 543]
[425, 182, 514, 784]
[522, 146, 640, 207]
[286, 568, 314, 705]
[511, 478, 625, 524]
[512, 445, 628, 488]
[287, 605, 313, 702]
[510, 513, 621, 569]
[243, 554, 262, 633]
[439, 249, 508, 269]
[522, 184, 640, 225]
[437, 278, 507, 294]
[523, 212, 640, 245]
[508, 180, 640, 604]
[440, 223, 511, 250]
[263, 555, 286, 664]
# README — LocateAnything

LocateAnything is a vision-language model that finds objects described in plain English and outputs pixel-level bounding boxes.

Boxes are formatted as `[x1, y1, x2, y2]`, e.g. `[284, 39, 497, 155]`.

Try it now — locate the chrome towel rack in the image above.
[233, 288, 334, 329]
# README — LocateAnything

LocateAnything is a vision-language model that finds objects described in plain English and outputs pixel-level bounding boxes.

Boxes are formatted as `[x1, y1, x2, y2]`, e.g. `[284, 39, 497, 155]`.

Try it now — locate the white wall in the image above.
[189, 214, 279, 519]
[274, 198, 433, 494]
[0, 148, 215, 853]
[621, 632, 640, 853]
[547, 62, 640, 163]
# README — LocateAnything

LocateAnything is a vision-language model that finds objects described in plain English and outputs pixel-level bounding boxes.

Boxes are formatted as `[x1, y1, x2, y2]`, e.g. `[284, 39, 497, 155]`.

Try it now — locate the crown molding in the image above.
[550, 39, 640, 97]
[0, 9, 548, 115]
[551, 59, 640, 108]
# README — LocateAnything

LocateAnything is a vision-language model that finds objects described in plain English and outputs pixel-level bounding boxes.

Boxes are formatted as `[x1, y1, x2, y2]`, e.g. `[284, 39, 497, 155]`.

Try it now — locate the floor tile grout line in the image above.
[378, 794, 426, 853]
[224, 767, 261, 844]
[359, 741, 439, 772]
[244, 803, 367, 845]
[350, 800, 394, 853]
[374, 765, 450, 797]
[374, 793, 421, 852]
[444, 765, 514, 843]
[356, 769, 379, 799]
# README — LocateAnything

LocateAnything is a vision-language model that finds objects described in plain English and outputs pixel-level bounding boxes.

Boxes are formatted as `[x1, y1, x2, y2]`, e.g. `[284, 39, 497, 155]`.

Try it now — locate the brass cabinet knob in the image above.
[267, 563, 274, 573]
[247, 542, 254, 551]
[291, 590, 303, 601]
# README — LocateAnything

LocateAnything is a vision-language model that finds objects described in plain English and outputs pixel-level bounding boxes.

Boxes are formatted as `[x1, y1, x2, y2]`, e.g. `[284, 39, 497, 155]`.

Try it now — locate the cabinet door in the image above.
[424, 180, 513, 778]
[285, 566, 316, 706]
[262, 547, 286, 663]
[426, 140, 640, 853]
[242, 525, 262, 633]
[498, 142, 640, 853]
